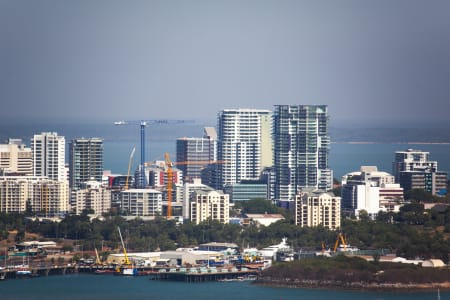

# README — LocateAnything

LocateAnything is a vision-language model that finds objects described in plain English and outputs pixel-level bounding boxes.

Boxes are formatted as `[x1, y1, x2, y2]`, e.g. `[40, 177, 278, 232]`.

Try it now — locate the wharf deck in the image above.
[0, 265, 77, 280]
[152, 268, 259, 282]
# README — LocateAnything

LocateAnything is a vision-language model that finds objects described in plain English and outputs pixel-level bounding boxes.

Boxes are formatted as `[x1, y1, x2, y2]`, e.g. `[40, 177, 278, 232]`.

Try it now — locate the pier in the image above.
[0, 265, 78, 280]
[151, 267, 259, 282]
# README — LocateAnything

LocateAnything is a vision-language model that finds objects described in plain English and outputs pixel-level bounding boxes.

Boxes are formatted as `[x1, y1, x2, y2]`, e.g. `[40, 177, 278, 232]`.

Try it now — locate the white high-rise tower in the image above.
[31, 132, 66, 182]
[273, 105, 332, 200]
[217, 109, 272, 189]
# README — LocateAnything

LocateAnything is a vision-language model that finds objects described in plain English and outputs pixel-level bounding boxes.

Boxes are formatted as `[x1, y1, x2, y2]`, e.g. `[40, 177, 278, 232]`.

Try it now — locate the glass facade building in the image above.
[273, 105, 332, 200]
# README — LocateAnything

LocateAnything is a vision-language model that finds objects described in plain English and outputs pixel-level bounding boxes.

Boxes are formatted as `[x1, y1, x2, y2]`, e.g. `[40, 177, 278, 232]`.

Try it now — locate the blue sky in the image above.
[1, 0, 450, 126]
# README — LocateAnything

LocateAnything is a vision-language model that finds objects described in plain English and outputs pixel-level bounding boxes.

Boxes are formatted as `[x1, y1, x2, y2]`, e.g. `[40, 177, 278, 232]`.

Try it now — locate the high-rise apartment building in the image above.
[31, 132, 66, 182]
[393, 149, 438, 181]
[217, 109, 272, 189]
[69, 138, 103, 189]
[273, 105, 332, 200]
[393, 149, 447, 195]
[176, 127, 216, 183]
[0, 139, 32, 175]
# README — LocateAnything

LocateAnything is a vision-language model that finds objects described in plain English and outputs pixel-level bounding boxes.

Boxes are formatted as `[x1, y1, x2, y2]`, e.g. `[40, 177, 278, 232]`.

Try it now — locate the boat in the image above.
[15, 265, 32, 277]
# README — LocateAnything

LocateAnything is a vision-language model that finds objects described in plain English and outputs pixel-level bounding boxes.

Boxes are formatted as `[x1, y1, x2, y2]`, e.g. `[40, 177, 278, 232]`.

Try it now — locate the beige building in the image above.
[0, 176, 69, 214]
[0, 140, 33, 175]
[74, 181, 111, 215]
[120, 189, 162, 216]
[295, 190, 341, 230]
[190, 190, 229, 224]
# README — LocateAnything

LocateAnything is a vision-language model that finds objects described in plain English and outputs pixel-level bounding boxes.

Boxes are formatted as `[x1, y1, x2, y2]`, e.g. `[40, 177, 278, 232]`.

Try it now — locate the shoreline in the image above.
[254, 278, 450, 292]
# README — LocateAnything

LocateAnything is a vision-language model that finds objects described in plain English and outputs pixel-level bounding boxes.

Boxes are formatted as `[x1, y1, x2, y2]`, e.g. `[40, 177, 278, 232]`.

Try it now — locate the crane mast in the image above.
[125, 147, 136, 190]
[117, 227, 131, 265]
[162, 153, 226, 218]
[114, 119, 193, 188]
[165, 153, 173, 218]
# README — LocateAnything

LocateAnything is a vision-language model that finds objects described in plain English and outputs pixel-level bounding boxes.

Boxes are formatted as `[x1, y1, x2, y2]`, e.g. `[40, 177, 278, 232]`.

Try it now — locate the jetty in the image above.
[0, 265, 77, 280]
[151, 267, 259, 282]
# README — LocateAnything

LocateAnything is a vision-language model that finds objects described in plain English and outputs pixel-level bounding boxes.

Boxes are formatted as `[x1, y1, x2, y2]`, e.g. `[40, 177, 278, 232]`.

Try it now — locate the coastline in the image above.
[254, 278, 450, 292]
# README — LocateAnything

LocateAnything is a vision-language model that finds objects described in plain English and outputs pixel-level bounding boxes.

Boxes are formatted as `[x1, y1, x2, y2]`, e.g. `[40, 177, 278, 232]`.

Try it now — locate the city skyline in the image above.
[1, 1, 450, 126]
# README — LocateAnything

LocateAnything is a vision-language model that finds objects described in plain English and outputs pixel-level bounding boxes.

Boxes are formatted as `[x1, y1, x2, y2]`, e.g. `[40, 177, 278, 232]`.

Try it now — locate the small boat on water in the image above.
[16, 266, 32, 277]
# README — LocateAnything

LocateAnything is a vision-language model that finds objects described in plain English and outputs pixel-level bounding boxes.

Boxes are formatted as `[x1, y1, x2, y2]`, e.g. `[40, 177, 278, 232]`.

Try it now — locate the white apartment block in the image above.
[0, 176, 69, 214]
[190, 190, 230, 224]
[120, 189, 162, 216]
[295, 190, 341, 230]
[217, 109, 272, 188]
[182, 178, 214, 220]
[31, 132, 66, 182]
[393, 149, 438, 180]
[341, 166, 404, 217]
[74, 180, 111, 215]
[0, 139, 33, 175]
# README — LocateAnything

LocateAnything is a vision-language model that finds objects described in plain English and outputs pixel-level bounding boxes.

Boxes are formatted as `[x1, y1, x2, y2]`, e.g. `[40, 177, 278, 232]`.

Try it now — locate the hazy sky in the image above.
[1, 0, 450, 126]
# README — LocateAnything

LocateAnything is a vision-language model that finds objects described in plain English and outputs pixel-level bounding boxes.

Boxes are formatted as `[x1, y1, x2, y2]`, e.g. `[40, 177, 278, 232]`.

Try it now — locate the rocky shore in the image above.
[255, 277, 450, 292]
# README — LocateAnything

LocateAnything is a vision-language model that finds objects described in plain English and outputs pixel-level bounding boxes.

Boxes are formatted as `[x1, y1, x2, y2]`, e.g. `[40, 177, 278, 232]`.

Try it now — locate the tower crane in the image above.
[125, 147, 135, 190]
[163, 152, 226, 218]
[114, 119, 193, 188]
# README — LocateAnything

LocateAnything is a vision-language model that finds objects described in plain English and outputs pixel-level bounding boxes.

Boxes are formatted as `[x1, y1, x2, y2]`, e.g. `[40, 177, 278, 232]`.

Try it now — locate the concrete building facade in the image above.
[120, 189, 162, 216]
[190, 190, 230, 224]
[341, 166, 404, 217]
[69, 138, 103, 189]
[74, 180, 111, 215]
[31, 132, 66, 182]
[217, 109, 272, 189]
[176, 127, 217, 183]
[295, 190, 341, 230]
[273, 105, 332, 201]
[393, 149, 447, 195]
[0, 176, 69, 214]
[223, 181, 268, 202]
[0, 139, 33, 175]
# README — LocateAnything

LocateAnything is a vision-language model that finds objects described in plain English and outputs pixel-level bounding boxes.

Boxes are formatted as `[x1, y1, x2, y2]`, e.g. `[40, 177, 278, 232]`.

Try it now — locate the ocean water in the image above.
[1, 121, 449, 179]
[0, 274, 443, 300]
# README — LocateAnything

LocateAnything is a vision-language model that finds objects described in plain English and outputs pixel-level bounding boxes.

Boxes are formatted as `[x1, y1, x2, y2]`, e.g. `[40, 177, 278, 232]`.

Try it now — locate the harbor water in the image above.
[0, 274, 445, 300]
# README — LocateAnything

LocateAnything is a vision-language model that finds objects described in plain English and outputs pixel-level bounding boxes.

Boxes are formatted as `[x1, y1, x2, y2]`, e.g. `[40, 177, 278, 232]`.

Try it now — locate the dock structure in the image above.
[151, 267, 259, 282]
[0, 265, 78, 280]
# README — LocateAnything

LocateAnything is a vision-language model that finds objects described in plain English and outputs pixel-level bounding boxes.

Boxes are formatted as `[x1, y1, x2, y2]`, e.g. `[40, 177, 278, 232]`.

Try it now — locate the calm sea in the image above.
[0, 121, 449, 179]
[0, 274, 443, 300]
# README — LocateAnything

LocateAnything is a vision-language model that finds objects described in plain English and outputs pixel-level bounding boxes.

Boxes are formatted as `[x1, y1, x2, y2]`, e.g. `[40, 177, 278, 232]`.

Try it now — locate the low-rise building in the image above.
[341, 166, 405, 218]
[120, 188, 162, 216]
[223, 181, 268, 202]
[190, 190, 230, 224]
[242, 213, 285, 227]
[73, 180, 111, 215]
[0, 139, 33, 176]
[295, 189, 341, 230]
[0, 176, 69, 215]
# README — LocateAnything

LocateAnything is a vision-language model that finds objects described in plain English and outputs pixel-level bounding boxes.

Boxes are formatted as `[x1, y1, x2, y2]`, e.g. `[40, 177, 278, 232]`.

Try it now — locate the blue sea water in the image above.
[0, 274, 444, 300]
[0, 121, 449, 179]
